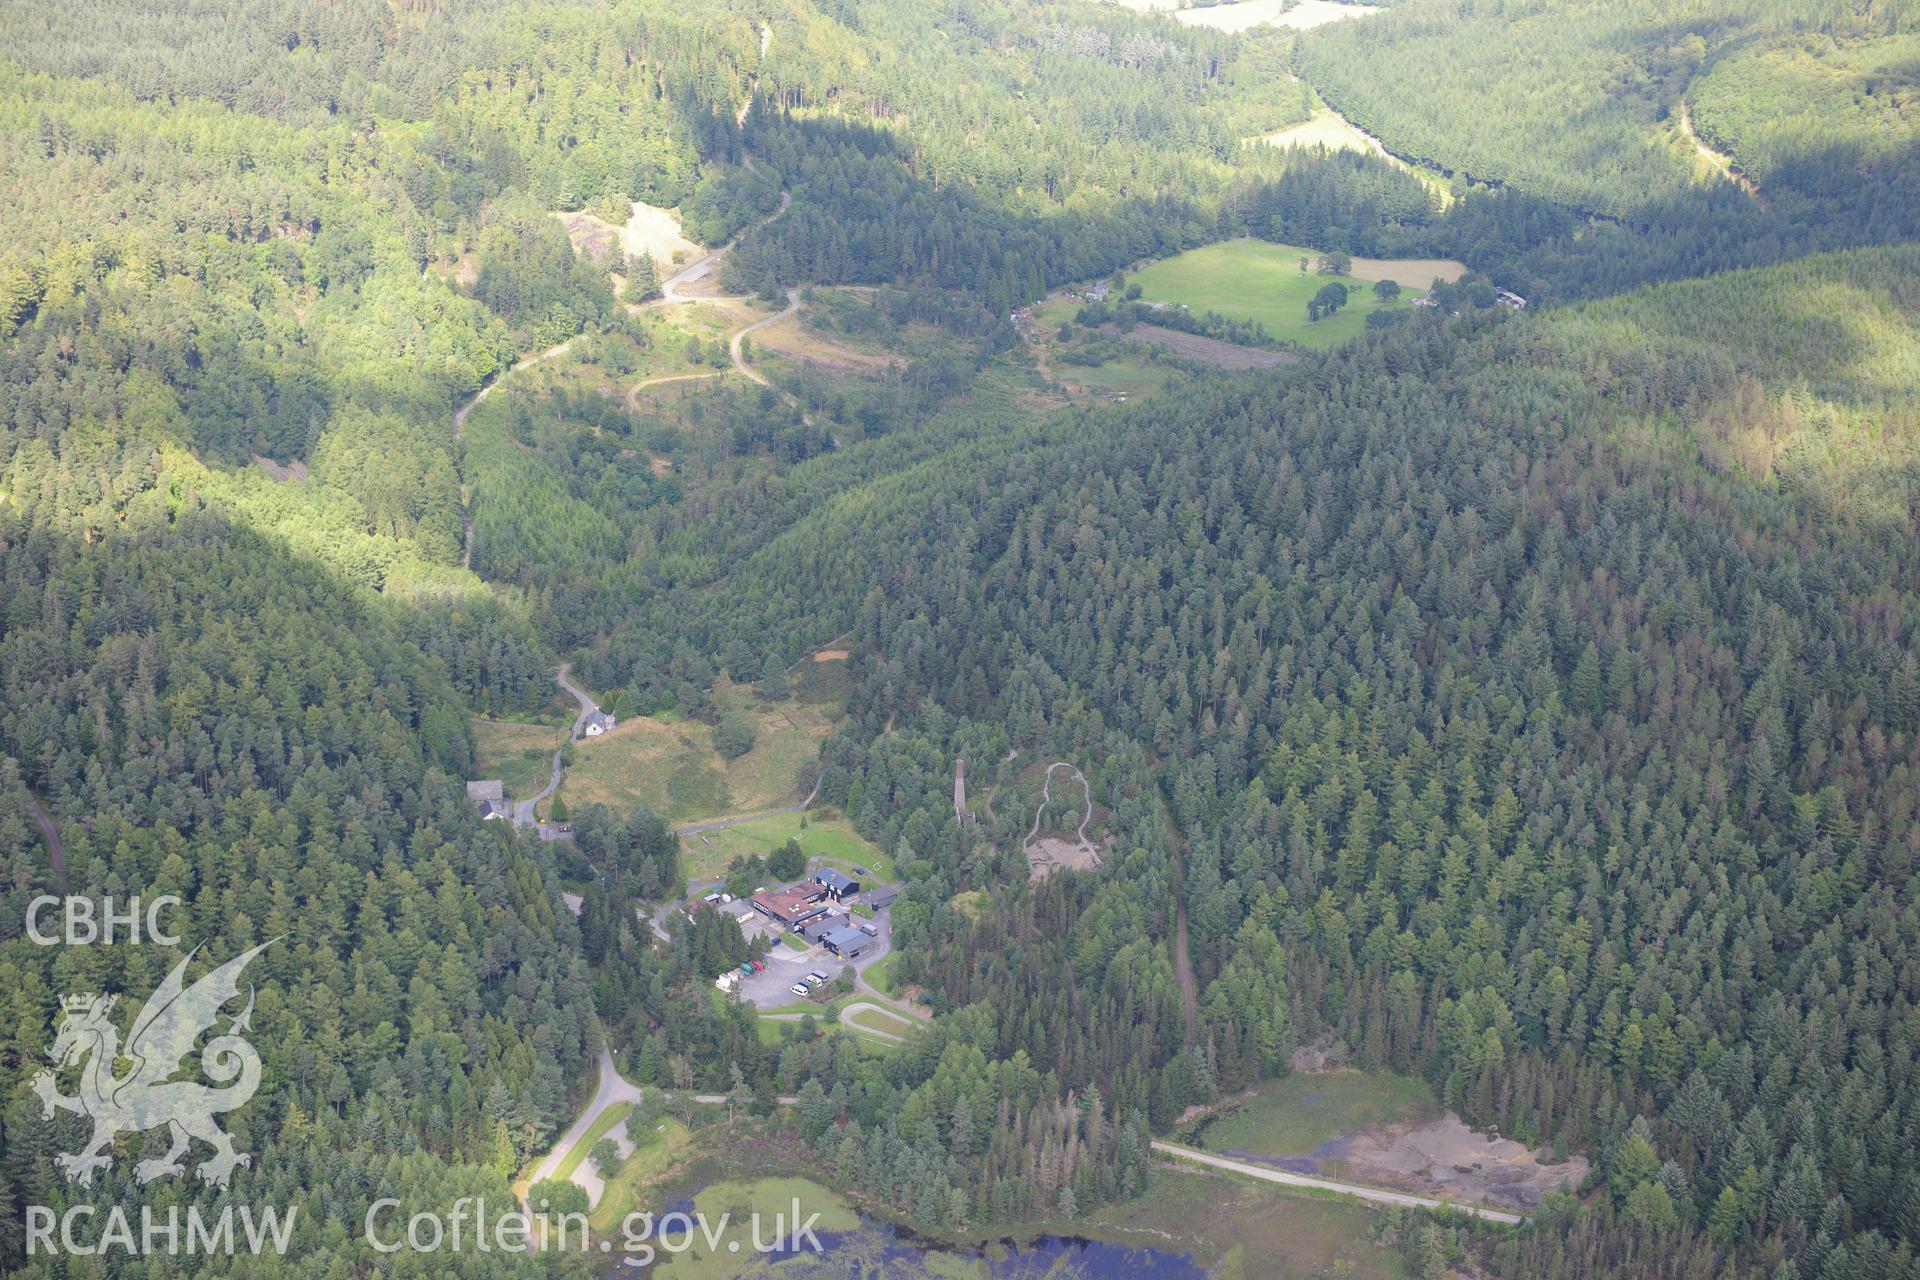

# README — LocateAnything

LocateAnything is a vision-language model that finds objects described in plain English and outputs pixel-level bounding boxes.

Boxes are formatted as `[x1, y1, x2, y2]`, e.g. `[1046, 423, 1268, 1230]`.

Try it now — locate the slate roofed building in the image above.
[823, 925, 877, 959]
[864, 884, 902, 910]
[814, 868, 860, 900]
[799, 914, 843, 944]
[466, 779, 509, 820]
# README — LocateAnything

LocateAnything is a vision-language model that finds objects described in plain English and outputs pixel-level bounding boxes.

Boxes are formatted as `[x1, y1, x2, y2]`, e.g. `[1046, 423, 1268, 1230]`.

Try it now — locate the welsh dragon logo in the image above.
[32, 942, 271, 1188]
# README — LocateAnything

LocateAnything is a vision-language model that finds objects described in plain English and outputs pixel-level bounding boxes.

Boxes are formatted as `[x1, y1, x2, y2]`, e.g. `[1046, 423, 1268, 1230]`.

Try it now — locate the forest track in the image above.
[1023, 762, 1097, 857]
[730, 289, 802, 387]
[455, 336, 581, 435]
[1157, 782, 1200, 1046]
[669, 772, 824, 836]
[637, 191, 790, 310]
[453, 334, 583, 568]
[1678, 101, 1765, 206]
[26, 792, 67, 894]
[1150, 1142, 1527, 1224]
[625, 369, 724, 411]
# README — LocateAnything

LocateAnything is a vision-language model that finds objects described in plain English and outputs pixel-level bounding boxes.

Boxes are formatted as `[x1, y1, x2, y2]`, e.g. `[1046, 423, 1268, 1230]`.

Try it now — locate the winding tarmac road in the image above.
[525, 1046, 641, 1208]
[1149, 1141, 1526, 1225]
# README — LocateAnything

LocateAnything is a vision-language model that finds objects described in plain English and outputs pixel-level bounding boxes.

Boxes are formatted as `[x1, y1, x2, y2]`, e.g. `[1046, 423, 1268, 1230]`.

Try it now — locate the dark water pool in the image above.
[619, 1197, 1205, 1277]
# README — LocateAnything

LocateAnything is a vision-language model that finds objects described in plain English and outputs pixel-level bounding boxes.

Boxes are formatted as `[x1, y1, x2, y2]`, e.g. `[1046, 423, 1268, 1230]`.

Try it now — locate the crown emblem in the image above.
[61, 993, 111, 1014]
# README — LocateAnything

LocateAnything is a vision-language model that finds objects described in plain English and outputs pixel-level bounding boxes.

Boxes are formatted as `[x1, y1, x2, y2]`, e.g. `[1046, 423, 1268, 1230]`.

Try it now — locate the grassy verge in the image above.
[554, 1102, 633, 1182]
[846, 1007, 915, 1038]
[588, 1115, 693, 1234]
[861, 952, 897, 996]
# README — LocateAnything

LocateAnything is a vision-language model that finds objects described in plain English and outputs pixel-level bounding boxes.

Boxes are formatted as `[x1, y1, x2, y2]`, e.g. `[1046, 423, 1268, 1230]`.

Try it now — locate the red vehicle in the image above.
[750, 959, 766, 972]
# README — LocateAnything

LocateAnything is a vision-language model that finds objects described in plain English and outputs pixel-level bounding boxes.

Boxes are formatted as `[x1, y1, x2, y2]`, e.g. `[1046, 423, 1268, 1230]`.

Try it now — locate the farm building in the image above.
[813, 868, 861, 901]
[748, 884, 831, 927]
[864, 884, 901, 910]
[466, 780, 509, 820]
[583, 708, 616, 737]
[823, 925, 877, 960]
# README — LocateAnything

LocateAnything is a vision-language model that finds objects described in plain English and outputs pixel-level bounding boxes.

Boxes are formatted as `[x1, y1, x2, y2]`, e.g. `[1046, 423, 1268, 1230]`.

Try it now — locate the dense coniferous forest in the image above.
[3, 0, 1919, 1276]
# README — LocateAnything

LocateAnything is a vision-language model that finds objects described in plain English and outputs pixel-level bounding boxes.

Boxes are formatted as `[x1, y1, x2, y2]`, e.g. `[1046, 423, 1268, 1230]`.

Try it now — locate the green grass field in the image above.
[1052, 352, 1173, 399]
[1128, 239, 1421, 348]
[1194, 1070, 1439, 1157]
[471, 720, 564, 798]
[680, 811, 889, 883]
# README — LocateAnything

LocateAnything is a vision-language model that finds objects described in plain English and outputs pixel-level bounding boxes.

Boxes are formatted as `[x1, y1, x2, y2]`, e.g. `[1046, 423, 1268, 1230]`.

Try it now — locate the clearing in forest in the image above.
[1251, 95, 1456, 204]
[555, 685, 841, 825]
[1128, 239, 1459, 347]
[1188, 1070, 1587, 1214]
[1026, 296, 1186, 402]
[554, 200, 706, 271]
[1108, 322, 1292, 369]
[746, 304, 902, 374]
[1012, 760, 1107, 878]
[1255, 107, 1390, 159]
[1110, 0, 1379, 32]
